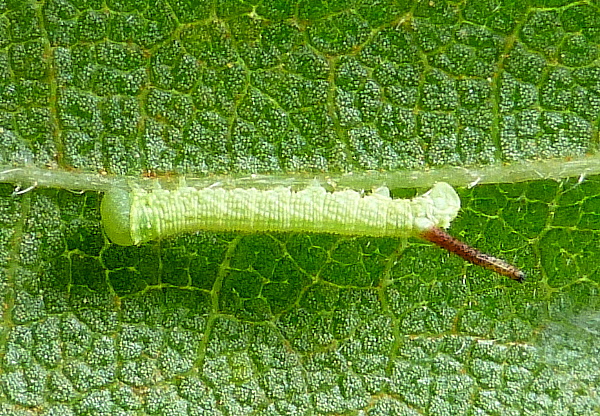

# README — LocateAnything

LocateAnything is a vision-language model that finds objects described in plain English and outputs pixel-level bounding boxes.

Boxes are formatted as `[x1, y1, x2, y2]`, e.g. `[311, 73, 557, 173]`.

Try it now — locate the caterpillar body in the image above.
[101, 182, 460, 246]
[101, 182, 526, 281]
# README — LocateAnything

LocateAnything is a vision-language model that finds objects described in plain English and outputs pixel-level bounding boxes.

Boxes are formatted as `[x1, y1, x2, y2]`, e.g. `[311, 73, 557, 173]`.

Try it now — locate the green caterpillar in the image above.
[101, 182, 461, 246]
[101, 182, 526, 281]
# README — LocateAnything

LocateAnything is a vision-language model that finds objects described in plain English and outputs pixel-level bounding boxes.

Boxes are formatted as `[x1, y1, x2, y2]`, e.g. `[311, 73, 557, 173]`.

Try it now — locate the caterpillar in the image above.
[100, 182, 525, 281]
[101, 182, 460, 245]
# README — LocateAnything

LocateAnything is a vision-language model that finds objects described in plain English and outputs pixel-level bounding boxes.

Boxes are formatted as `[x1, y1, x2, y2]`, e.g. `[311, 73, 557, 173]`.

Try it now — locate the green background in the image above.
[1, 0, 600, 415]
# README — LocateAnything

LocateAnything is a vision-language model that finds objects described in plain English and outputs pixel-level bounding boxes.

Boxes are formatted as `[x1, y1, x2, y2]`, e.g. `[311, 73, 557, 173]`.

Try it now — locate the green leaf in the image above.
[1, 1, 600, 415]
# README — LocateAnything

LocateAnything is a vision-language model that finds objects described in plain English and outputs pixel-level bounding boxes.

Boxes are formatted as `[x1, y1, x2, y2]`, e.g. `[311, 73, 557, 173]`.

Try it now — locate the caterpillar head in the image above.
[101, 187, 135, 246]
